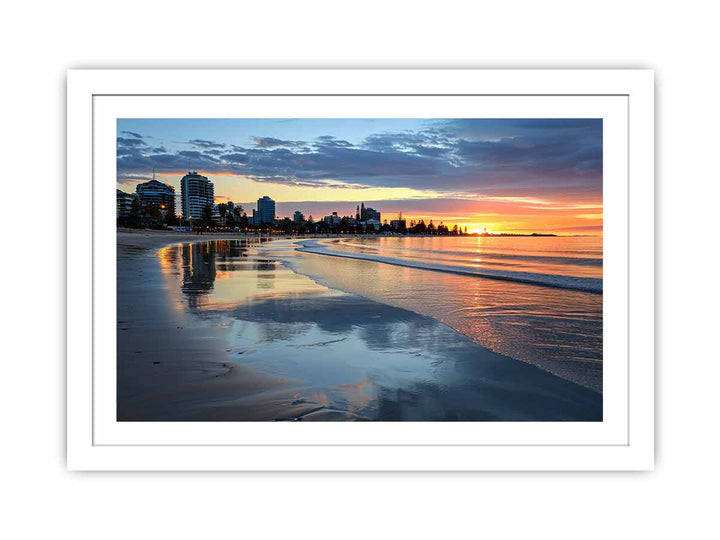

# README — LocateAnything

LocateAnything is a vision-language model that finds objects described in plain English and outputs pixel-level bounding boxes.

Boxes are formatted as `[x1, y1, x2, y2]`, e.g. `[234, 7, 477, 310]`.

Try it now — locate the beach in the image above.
[117, 230, 602, 421]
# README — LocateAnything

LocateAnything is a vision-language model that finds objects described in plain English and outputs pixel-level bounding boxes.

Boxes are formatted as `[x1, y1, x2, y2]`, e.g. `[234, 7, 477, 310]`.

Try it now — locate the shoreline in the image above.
[116, 228, 600, 253]
[117, 228, 277, 251]
[117, 230, 602, 421]
[296, 239, 603, 294]
[117, 229, 602, 294]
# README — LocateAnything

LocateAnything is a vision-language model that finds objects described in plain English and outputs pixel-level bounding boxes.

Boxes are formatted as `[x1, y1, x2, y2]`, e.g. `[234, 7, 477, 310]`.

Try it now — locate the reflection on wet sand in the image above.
[117, 240, 602, 421]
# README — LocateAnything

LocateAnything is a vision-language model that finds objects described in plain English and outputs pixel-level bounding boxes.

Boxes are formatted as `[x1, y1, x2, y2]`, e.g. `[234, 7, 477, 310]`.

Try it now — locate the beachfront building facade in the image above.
[180, 171, 214, 222]
[293, 210, 304, 223]
[212, 204, 223, 225]
[390, 218, 407, 231]
[323, 212, 340, 227]
[135, 179, 176, 216]
[256, 196, 276, 224]
[359, 202, 381, 222]
[116, 189, 136, 218]
[364, 218, 381, 231]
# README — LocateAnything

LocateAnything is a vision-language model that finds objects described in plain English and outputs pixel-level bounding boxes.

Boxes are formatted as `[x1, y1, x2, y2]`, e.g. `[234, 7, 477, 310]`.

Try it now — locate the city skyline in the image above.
[117, 118, 603, 234]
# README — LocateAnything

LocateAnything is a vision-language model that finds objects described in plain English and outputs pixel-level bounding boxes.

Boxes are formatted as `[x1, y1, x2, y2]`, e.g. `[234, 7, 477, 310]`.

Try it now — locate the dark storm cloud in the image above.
[117, 119, 602, 197]
[189, 139, 226, 149]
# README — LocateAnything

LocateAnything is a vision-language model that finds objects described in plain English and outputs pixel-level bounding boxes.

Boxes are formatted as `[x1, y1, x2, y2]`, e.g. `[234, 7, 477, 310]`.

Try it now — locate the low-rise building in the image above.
[116, 189, 136, 219]
[390, 219, 407, 231]
[323, 212, 340, 227]
[363, 219, 381, 231]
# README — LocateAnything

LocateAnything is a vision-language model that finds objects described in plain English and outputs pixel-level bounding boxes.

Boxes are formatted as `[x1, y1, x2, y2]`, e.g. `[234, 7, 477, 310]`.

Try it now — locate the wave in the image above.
[296, 239, 603, 294]
[329, 239, 603, 267]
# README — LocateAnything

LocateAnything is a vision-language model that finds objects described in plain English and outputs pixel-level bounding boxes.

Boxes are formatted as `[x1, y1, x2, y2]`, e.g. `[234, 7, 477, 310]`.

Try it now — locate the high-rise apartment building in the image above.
[256, 196, 276, 224]
[180, 171, 214, 222]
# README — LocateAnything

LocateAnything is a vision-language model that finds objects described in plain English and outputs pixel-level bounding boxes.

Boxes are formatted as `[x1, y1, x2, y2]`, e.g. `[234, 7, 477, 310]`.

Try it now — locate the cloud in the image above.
[117, 173, 152, 180]
[253, 137, 304, 148]
[117, 137, 149, 157]
[219, 152, 248, 164]
[117, 137, 147, 147]
[314, 136, 354, 148]
[116, 173, 152, 186]
[188, 139, 226, 149]
[120, 131, 144, 139]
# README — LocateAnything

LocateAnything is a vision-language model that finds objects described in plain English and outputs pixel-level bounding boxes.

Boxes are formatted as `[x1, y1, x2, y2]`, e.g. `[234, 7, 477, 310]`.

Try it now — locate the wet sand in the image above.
[117, 227, 274, 250]
[117, 230, 602, 421]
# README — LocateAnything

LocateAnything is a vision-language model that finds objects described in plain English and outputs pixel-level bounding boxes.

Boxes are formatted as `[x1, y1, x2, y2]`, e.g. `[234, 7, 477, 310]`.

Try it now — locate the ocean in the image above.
[273, 236, 603, 392]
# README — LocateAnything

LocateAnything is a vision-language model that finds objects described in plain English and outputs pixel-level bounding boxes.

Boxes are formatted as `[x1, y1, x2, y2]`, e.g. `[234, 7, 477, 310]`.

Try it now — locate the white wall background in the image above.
[0, 1, 715, 538]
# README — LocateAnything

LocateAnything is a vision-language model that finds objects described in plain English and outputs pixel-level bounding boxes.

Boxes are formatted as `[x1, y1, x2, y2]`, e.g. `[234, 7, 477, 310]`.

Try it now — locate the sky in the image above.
[117, 118, 602, 234]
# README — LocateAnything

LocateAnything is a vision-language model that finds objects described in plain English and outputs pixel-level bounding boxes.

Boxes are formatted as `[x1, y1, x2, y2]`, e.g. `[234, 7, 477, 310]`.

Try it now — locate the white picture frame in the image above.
[67, 69, 654, 471]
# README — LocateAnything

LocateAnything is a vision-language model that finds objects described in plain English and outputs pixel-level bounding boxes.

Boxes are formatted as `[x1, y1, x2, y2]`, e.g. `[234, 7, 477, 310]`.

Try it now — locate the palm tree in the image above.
[128, 197, 141, 229]
[202, 204, 214, 228]
[217, 203, 228, 226]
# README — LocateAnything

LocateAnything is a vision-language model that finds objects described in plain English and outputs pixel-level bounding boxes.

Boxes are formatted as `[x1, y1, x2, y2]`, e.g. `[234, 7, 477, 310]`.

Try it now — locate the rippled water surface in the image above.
[277, 236, 603, 392]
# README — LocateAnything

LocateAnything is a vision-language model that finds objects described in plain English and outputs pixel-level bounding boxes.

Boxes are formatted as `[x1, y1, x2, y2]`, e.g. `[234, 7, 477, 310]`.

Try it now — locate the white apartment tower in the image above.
[180, 171, 214, 222]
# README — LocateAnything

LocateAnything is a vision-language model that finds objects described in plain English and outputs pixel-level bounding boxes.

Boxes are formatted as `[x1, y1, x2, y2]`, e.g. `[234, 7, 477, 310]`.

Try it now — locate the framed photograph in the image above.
[67, 69, 654, 470]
